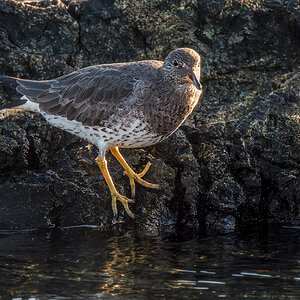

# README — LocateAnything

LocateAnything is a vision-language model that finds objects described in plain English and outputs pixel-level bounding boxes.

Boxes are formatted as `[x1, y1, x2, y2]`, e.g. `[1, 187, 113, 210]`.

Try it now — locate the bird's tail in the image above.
[0, 75, 54, 112]
[0, 75, 27, 111]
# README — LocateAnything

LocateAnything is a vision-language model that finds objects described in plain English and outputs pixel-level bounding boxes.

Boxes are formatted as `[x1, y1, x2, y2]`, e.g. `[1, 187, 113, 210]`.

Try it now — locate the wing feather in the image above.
[13, 61, 163, 126]
[38, 66, 139, 125]
[36, 92, 59, 102]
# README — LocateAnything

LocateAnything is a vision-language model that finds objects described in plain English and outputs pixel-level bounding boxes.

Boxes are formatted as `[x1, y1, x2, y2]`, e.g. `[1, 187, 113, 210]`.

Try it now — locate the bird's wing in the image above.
[16, 65, 139, 126]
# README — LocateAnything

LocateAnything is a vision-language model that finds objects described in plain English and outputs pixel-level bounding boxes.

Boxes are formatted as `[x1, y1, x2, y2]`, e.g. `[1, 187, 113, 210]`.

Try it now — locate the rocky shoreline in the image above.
[0, 0, 299, 234]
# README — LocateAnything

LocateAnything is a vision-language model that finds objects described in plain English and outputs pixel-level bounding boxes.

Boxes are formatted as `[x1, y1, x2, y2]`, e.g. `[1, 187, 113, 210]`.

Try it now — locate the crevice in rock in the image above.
[47, 200, 65, 228]
[171, 166, 185, 229]
[130, 25, 151, 57]
[65, 11, 81, 68]
[258, 173, 290, 225]
[25, 135, 40, 171]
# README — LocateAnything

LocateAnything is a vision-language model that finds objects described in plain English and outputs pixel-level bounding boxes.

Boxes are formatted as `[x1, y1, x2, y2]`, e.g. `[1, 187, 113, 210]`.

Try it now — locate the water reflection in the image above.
[0, 227, 300, 299]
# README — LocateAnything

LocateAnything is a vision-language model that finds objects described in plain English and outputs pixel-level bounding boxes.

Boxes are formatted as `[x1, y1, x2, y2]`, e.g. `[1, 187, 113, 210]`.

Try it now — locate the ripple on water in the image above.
[0, 227, 300, 299]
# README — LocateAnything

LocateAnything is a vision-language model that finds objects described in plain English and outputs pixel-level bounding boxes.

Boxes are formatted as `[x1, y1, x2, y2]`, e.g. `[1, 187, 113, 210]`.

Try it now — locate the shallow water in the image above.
[0, 226, 300, 299]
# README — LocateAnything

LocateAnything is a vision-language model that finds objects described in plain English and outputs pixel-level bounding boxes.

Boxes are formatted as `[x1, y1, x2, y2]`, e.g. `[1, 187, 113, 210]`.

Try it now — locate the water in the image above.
[0, 226, 300, 299]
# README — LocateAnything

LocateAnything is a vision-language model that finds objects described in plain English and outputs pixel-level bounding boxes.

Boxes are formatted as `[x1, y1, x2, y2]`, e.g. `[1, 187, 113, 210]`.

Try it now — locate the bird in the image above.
[0, 48, 202, 219]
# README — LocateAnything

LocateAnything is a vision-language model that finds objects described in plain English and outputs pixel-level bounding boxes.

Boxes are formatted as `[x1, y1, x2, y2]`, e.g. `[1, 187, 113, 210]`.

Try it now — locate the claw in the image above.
[123, 161, 159, 197]
[138, 162, 151, 178]
[109, 147, 160, 215]
[129, 177, 136, 199]
[112, 192, 135, 219]
[119, 158, 158, 197]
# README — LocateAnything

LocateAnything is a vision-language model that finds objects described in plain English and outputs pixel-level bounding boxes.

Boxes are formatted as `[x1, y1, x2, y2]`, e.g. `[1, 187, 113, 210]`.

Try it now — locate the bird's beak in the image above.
[185, 73, 202, 90]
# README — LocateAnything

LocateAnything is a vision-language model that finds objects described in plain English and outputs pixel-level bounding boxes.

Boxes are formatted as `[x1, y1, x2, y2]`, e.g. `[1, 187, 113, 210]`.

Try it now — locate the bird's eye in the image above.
[173, 60, 178, 67]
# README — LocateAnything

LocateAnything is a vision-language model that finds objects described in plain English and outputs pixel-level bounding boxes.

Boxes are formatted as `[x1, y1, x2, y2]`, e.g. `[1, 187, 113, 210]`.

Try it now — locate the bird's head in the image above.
[162, 48, 202, 91]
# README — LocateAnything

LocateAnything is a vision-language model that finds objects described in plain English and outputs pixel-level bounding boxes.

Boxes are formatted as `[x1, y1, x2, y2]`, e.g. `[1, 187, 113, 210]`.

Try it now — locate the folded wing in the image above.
[16, 65, 138, 126]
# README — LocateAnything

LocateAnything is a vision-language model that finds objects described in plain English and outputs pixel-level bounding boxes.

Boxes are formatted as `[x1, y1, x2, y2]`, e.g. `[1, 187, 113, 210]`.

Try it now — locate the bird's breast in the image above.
[142, 85, 201, 138]
[186, 87, 202, 113]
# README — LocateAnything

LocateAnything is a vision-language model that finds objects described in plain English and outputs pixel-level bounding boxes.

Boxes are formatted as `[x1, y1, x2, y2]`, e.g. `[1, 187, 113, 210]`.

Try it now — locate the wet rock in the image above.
[149, 130, 201, 230]
[0, 0, 77, 81]
[0, 0, 299, 234]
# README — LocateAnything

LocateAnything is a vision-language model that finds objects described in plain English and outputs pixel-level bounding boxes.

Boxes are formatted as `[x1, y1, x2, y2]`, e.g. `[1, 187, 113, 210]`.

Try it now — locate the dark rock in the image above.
[0, 0, 299, 234]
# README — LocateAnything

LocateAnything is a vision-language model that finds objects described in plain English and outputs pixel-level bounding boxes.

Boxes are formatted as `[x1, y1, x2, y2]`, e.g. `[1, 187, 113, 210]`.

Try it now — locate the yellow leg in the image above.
[95, 156, 135, 218]
[110, 147, 160, 198]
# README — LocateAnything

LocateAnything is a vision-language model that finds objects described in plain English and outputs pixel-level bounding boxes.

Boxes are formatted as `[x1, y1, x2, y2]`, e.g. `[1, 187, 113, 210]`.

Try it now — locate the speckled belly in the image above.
[42, 113, 164, 149]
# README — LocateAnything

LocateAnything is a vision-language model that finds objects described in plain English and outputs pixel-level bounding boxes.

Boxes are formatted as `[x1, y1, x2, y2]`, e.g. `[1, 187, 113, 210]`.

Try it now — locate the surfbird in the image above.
[0, 48, 202, 218]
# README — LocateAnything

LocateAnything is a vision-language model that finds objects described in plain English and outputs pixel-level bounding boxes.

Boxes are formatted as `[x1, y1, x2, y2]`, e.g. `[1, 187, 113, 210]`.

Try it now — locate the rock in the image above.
[0, 0, 299, 234]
